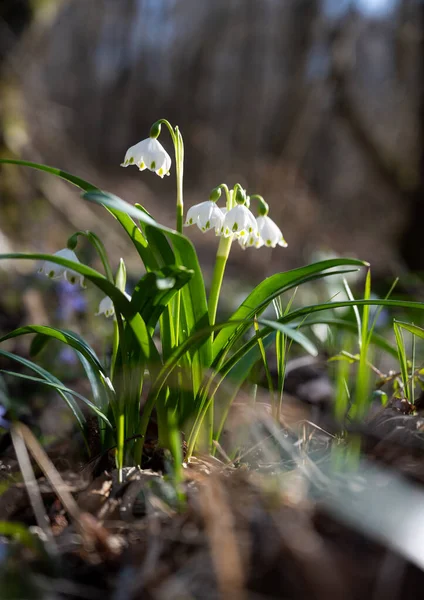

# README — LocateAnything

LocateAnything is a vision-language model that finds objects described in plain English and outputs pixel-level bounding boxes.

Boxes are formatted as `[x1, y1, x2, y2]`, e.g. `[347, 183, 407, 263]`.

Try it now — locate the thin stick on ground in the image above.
[198, 476, 246, 600]
[10, 424, 56, 552]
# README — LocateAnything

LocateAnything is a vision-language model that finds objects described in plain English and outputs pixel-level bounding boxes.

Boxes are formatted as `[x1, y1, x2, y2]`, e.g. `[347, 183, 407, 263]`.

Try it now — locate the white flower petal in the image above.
[96, 292, 131, 318]
[38, 248, 85, 286]
[256, 215, 287, 248]
[96, 296, 115, 318]
[184, 201, 224, 233]
[64, 270, 85, 287]
[221, 205, 259, 239]
[121, 137, 171, 177]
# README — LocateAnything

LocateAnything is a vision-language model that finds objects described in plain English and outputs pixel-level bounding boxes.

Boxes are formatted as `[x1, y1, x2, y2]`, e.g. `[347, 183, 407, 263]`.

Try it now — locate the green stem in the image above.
[173, 128, 184, 349]
[175, 127, 184, 235]
[110, 318, 119, 381]
[115, 313, 127, 480]
[208, 236, 233, 325]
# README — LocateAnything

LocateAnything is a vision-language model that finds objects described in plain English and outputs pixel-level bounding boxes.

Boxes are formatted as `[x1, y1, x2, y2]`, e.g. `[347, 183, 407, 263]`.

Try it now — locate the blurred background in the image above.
[0, 0, 423, 301]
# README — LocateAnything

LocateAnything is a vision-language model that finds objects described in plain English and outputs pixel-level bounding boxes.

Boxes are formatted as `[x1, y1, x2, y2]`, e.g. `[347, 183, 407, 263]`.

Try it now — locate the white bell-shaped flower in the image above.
[184, 201, 225, 233]
[221, 204, 259, 243]
[256, 215, 287, 248]
[96, 292, 131, 318]
[121, 137, 171, 178]
[238, 232, 264, 250]
[96, 296, 115, 318]
[38, 248, 85, 287]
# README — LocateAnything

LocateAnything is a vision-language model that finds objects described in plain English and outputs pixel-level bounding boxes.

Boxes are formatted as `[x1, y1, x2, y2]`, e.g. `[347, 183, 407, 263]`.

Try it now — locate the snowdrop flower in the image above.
[96, 292, 131, 319]
[121, 137, 171, 178]
[238, 231, 264, 250]
[38, 248, 85, 287]
[184, 201, 225, 233]
[96, 296, 115, 318]
[221, 204, 259, 242]
[256, 215, 288, 248]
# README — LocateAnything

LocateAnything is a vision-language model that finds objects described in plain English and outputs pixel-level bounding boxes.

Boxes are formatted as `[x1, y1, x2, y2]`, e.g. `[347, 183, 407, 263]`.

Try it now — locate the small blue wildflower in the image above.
[0, 405, 10, 430]
[56, 280, 87, 320]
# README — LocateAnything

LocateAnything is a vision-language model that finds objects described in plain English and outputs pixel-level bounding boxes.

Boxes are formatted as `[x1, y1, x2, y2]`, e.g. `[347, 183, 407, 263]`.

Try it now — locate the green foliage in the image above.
[1, 132, 423, 478]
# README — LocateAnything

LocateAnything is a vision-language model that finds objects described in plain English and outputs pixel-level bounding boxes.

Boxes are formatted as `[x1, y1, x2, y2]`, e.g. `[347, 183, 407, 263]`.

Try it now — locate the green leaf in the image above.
[83, 190, 211, 391]
[393, 321, 412, 402]
[394, 321, 424, 341]
[297, 317, 398, 357]
[284, 298, 424, 324]
[0, 521, 41, 551]
[0, 159, 208, 371]
[1, 370, 112, 427]
[0, 253, 159, 366]
[138, 316, 318, 450]
[212, 259, 367, 362]
[135, 204, 176, 267]
[260, 319, 318, 357]
[0, 159, 99, 192]
[0, 324, 106, 374]
[130, 265, 194, 331]
[213, 334, 276, 445]
[0, 348, 86, 432]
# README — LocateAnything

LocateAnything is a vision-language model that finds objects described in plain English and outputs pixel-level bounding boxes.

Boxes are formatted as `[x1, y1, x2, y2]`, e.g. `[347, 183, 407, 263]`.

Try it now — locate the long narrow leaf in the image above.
[0, 159, 99, 192]
[83, 190, 211, 393]
[0, 324, 105, 374]
[0, 254, 159, 365]
[295, 317, 398, 357]
[393, 322, 411, 402]
[0, 348, 85, 432]
[212, 260, 367, 361]
[394, 321, 424, 340]
[1, 370, 112, 427]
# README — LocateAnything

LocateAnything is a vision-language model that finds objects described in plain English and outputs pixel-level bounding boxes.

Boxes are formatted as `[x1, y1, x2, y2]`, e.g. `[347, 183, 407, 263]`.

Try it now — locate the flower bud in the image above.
[209, 187, 222, 202]
[235, 187, 246, 205]
[149, 122, 162, 139]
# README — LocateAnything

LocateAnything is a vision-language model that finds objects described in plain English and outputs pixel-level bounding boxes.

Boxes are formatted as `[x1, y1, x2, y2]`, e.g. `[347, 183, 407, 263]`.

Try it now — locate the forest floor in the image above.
[2, 373, 424, 600]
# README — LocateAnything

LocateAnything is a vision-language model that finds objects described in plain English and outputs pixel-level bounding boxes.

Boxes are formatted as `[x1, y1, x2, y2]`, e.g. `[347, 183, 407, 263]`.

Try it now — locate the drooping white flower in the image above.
[238, 232, 264, 250]
[96, 292, 131, 318]
[38, 248, 85, 287]
[184, 201, 225, 233]
[121, 137, 171, 178]
[220, 204, 259, 243]
[256, 215, 287, 248]
[96, 296, 115, 318]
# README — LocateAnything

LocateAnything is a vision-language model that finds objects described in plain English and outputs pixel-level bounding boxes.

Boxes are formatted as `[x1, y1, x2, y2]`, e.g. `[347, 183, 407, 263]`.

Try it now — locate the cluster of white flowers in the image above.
[184, 190, 287, 250]
[120, 134, 287, 249]
[39, 132, 288, 317]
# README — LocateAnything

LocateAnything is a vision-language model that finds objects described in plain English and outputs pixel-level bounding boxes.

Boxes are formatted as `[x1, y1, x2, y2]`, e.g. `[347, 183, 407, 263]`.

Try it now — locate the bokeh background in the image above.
[0, 0, 423, 299]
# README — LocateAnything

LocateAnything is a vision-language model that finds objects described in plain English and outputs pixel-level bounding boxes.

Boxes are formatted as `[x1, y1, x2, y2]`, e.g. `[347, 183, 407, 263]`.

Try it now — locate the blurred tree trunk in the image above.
[399, 0, 424, 273]
[0, 0, 32, 147]
[0, 0, 32, 61]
